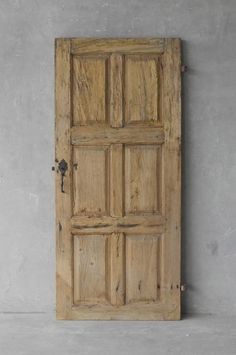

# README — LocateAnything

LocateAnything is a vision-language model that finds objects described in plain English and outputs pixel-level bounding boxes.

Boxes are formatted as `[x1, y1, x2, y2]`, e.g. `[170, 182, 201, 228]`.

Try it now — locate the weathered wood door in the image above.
[55, 38, 181, 320]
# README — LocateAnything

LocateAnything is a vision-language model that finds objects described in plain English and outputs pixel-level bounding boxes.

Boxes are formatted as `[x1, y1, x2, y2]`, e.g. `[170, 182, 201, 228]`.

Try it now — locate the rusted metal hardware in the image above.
[58, 159, 68, 193]
[181, 64, 188, 73]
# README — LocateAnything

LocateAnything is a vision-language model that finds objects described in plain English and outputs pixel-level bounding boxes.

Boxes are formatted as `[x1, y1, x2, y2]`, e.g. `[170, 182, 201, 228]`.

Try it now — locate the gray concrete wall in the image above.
[0, 0, 235, 315]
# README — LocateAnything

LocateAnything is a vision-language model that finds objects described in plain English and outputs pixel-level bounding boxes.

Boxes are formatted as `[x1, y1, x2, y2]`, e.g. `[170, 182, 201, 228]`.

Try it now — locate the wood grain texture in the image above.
[161, 38, 181, 320]
[71, 215, 165, 235]
[125, 55, 159, 125]
[74, 235, 108, 304]
[126, 235, 161, 304]
[55, 39, 73, 319]
[70, 38, 165, 54]
[71, 126, 164, 145]
[72, 56, 107, 125]
[110, 54, 123, 127]
[73, 146, 109, 216]
[110, 144, 123, 217]
[68, 301, 178, 320]
[125, 144, 162, 214]
[107, 233, 125, 306]
[55, 38, 181, 320]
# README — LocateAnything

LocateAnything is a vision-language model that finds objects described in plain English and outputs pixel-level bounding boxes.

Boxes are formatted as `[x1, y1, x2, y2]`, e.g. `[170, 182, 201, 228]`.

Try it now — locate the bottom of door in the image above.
[56, 301, 181, 321]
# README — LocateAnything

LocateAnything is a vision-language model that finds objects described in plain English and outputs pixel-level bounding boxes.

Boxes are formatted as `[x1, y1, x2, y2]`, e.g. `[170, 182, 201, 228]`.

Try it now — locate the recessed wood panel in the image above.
[125, 55, 160, 125]
[73, 146, 109, 216]
[126, 235, 161, 303]
[72, 56, 107, 125]
[74, 235, 108, 304]
[125, 145, 162, 215]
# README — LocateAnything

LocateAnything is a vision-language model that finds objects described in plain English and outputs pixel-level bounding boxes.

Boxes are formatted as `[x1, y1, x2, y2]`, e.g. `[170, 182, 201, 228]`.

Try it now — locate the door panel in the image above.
[124, 144, 162, 214]
[73, 146, 109, 216]
[125, 55, 160, 125]
[72, 56, 108, 126]
[73, 235, 108, 304]
[126, 235, 161, 304]
[55, 38, 181, 320]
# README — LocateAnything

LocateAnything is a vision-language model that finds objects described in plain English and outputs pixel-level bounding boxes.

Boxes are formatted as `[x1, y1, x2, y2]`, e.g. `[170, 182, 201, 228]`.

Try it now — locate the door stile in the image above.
[161, 39, 181, 319]
[55, 39, 73, 319]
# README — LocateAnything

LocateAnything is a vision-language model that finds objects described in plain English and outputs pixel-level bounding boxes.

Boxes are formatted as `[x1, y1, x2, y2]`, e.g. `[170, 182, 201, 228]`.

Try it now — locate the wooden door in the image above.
[55, 38, 181, 320]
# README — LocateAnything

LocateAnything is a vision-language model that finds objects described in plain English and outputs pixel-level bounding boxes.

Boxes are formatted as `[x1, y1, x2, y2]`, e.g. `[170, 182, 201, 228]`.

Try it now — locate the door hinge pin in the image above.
[181, 64, 188, 73]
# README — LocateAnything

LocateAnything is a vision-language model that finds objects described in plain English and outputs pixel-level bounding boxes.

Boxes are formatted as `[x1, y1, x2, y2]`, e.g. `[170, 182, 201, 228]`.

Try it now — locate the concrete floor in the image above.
[0, 314, 235, 355]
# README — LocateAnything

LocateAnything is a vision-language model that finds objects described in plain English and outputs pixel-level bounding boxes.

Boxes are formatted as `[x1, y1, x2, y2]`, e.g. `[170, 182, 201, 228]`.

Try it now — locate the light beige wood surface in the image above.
[55, 38, 181, 320]
[72, 56, 107, 125]
[125, 55, 160, 125]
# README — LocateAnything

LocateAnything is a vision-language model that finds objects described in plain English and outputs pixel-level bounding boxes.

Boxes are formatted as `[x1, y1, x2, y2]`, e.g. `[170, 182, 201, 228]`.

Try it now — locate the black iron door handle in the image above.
[58, 159, 68, 193]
